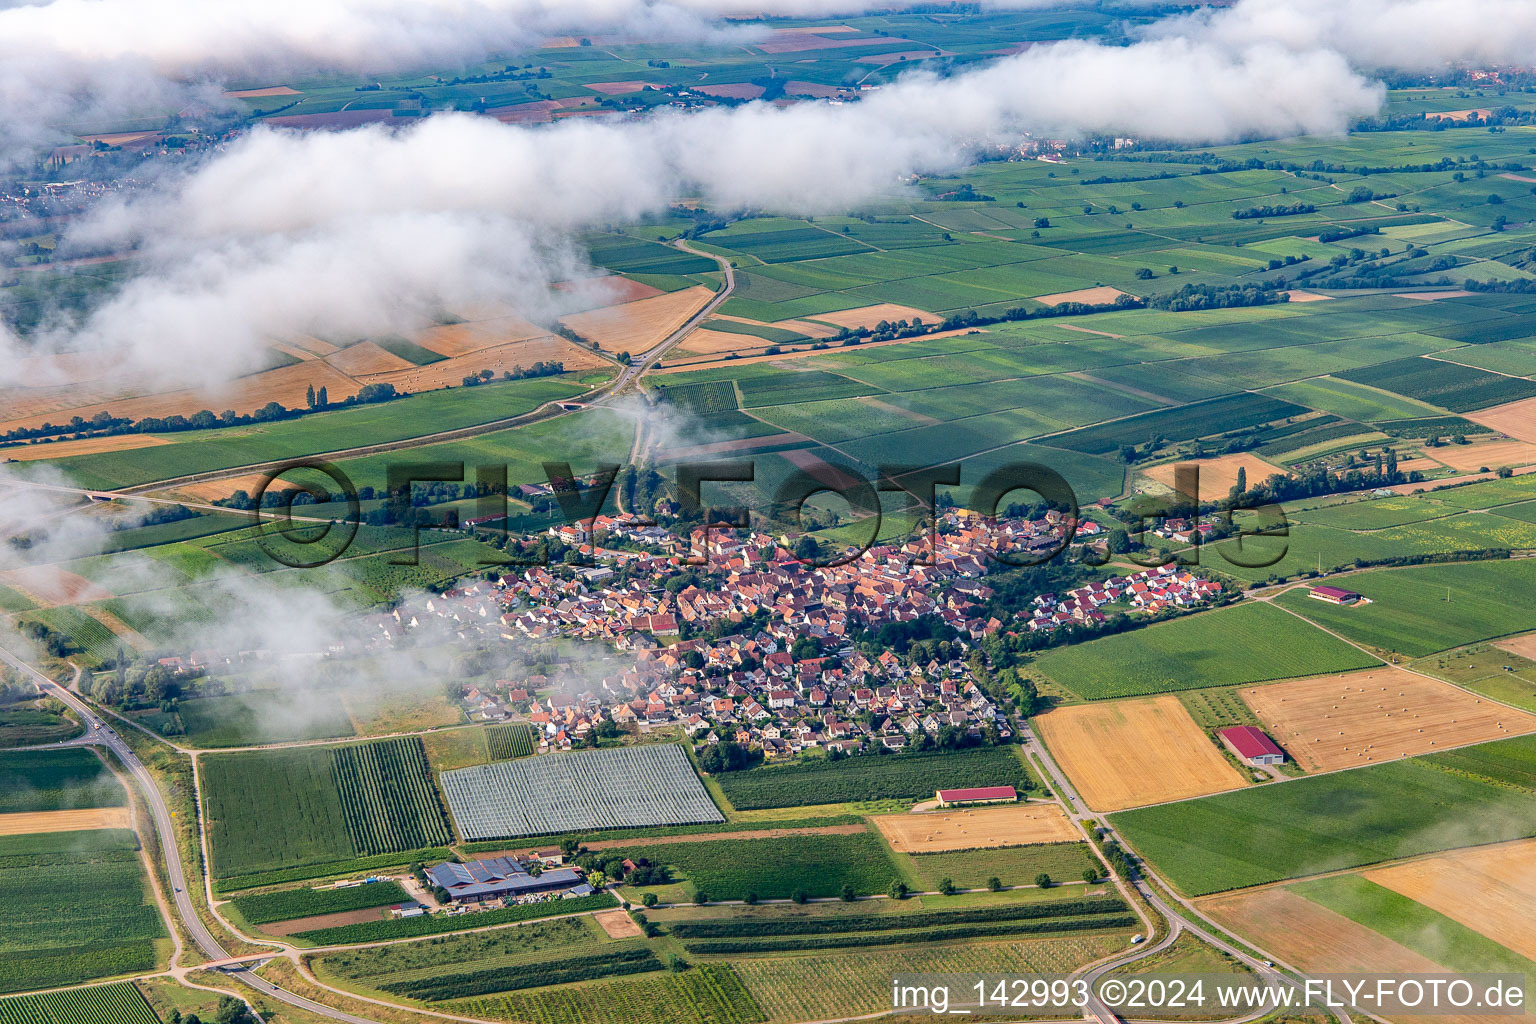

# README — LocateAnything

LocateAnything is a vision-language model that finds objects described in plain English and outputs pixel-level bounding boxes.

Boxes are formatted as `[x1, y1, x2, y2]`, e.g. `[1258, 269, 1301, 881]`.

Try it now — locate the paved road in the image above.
[1021, 724, 1359, 1024]
[0, 642, 384, 1024]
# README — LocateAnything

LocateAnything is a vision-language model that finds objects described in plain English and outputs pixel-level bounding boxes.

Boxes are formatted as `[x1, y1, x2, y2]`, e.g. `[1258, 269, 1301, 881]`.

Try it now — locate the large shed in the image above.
[935, 785, 1017, 807]
[1217, 726, 1286, 766]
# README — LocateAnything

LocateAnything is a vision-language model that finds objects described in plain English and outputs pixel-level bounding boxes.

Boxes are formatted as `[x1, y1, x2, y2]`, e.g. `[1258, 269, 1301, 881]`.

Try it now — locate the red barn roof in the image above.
[937, 785, 1017, 803]
[1310, 585, 1359, 600]
[1218, 726, 1284, 760]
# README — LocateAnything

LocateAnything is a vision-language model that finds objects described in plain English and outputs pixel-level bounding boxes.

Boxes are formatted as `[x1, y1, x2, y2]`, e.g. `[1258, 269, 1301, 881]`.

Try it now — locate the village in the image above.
[372, 508, 1226, 760]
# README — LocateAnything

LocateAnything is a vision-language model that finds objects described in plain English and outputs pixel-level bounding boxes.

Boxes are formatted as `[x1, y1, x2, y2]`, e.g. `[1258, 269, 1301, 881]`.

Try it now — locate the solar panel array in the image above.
[441, 744, 724, 840]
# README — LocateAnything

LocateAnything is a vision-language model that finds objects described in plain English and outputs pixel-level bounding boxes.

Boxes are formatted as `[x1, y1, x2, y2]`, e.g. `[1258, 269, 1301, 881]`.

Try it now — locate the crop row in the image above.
[381, 946, 662, 1000]
[715, 746, 1029, 809]
[293, 892, 618, 945]
[486, 723, 535, 761]
[331, 737, 452, 855]
[0, 983, 159, 1024]
[231, 881, 411, 925]
[444, 963, 764, 1024]
[684, 914, 1139, 955]
[667, 896, 1128, 937]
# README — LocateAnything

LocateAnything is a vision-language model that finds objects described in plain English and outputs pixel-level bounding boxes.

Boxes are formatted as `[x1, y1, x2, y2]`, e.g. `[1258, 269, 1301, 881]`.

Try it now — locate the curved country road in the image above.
[0, 641, 384, 1024]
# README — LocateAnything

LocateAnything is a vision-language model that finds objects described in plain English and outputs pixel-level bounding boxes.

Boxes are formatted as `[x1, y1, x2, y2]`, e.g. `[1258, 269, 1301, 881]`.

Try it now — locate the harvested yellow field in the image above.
[416, 313, 561, 358]
[559, 285, 715, 355]
[1284, 289, 1332, 302]
[1365, 839, 1536, 961]
[224, 86, 300, 98]
[0, 434, 171, 463]
[1200, 887, 1445, 974]
[1141, 453, 1284, 501]
[0, 807, 130, 835]
[358, 337, 607, 394]
[594, 909, 645, 938]
[810, 303, 936, 331]
[167, 472, 306, 503]
[1033, 286, 1131, 306]
[873, 803, 1079, 852]
[325, 341, 415, 376]
[1241, 668, 1536, 772]
[1034, 695, 1247, 812]
[0, 360, 363, 435]
[1428, 438, 1536, 472]
[1466, 396, 1536, 443]
[1494, 632, 1536, 659]
[672, 327, 771, 358]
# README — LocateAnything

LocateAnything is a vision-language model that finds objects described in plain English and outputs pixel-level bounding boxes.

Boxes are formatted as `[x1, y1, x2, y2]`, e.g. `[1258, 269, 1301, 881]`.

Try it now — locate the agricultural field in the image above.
[0, 698, 82, 748]
[1112, 737, 1536, 895]
[1240, 668, 1536, 772]
[315, 915, 612, 997]
[1274, 559, 1536, 657]
[607, 830, 899, 901]
[0, 749, 124, 813]
[202, 736, 450, 888]
[441, 744, 722, 840]
[1337, 356, 1536, 413]
[714, 746, 1032, 810]
[898, 843, 1102, 893]
[1289, 874, 1536, 982]
[0, 983, 161, 1024]
[733, 933, 1131, 1022]
[229, 880, 411, 925]
[871, 803, 1078, 853]
[291, 892, 618, 946]
[486, 722, 536, 760]
[444, 963, 762, 1024]
[0, 830, 166, 993]
[1035, 695, 1249, 811]
[1031, 602, 1378, 699]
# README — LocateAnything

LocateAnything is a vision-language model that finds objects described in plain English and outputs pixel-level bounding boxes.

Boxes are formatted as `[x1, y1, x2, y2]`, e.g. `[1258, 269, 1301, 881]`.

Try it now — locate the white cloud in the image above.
[1152, 0, 1536, 73]
[4, 33, 1381, 390]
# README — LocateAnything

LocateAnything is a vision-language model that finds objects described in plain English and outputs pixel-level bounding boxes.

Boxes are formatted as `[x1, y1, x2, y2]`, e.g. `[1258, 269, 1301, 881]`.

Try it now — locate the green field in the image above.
[445, 963, 762, 1024]
[714, 746, 1031, 809]
[293, 892, 618, 945]
[486, 723, 536, 760]
[1032, 602, 1378, 699]
[1275, 559, 1536, 657]
[0, 749, 124, 813]
[0, 701, 83, 748]
[202, 736, 451, 886]
[0, 983, 161, 1024]
[1111, 744, 1536, 895]
[611, 831, 900, 901]
[229, 881, 411, 925]
[899, 842, 1099, 892]
[40, 375, 597, 491]
[0, 830, 166, 993]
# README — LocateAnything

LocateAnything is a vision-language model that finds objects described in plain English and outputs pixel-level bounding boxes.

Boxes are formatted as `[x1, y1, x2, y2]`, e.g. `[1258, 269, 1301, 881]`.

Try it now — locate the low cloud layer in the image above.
[1153, 0, 1536, 73]
[10, 34, 1380, 390]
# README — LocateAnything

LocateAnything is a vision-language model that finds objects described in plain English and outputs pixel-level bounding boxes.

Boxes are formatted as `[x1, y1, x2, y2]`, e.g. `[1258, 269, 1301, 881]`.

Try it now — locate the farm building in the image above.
[1217, 726, 1286, 766]
[935, 785, 1017, 807]
[1308, 585, 1361, 605]
[425, 857, 583, 903]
